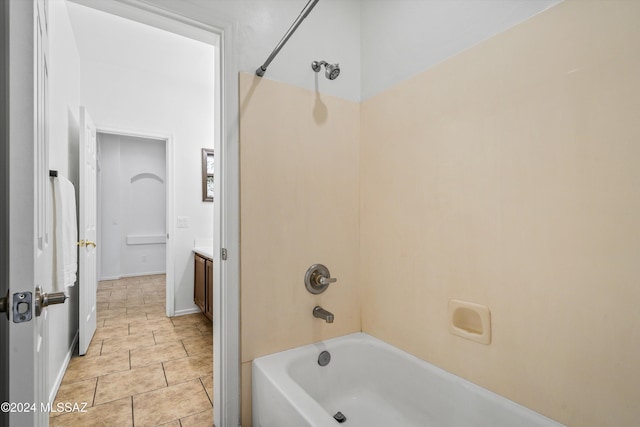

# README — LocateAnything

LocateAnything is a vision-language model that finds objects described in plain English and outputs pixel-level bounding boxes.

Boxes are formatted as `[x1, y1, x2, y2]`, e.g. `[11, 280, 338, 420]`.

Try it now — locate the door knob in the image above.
[85, 241, 96, 248]
[77, 240, 86, 247]
[35, 286, 67, 316]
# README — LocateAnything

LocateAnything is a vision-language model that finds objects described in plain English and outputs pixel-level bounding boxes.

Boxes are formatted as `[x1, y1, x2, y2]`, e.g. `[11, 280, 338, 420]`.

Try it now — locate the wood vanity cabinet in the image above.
[194, 254, 206, 314]
[205, 258, 213, 320]
[194, 253, 213, 321]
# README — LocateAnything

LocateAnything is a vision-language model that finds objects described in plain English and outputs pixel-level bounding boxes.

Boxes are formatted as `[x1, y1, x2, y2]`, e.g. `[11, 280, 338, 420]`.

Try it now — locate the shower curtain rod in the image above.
[255, 0, 320, 77]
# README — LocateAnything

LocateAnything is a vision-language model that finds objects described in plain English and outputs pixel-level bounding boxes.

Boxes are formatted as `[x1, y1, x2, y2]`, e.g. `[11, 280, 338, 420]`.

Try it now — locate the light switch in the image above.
[177, 216, 190, 228]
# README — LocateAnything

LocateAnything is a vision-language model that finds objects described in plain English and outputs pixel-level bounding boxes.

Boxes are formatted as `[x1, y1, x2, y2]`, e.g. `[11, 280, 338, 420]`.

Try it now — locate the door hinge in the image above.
[221, 248, 228, 261]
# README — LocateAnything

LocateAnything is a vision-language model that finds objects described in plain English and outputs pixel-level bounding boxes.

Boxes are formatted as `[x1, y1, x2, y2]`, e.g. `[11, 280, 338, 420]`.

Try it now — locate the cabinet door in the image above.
[194, 255, 206, 313]
[205, 259, 213, 321]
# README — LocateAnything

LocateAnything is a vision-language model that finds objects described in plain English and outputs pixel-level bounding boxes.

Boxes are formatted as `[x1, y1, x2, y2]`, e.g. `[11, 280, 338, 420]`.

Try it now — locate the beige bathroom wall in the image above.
[360, 1, 640, 426]
[239, 72, 361, 425]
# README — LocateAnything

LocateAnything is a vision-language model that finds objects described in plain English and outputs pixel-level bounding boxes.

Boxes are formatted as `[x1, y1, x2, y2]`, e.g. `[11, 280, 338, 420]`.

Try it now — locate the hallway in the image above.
[49, 275, 213, 426]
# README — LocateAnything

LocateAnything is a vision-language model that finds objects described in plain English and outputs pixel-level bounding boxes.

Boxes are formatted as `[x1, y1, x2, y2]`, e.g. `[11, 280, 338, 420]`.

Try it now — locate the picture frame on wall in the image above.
[202, 148, 214, 202]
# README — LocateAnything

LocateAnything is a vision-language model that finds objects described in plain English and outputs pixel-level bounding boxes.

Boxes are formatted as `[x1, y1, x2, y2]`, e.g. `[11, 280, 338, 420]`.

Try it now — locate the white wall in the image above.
[67, 2, 215, 313]
[80, 0, 563, 102]
[204, 0, 362, 102]
[360, 0, 563, 100]
[48, 0, 81, 405]
[97, 136, 120, 279]
[77, 0, 363, 102]
[98, 134, 166, 280]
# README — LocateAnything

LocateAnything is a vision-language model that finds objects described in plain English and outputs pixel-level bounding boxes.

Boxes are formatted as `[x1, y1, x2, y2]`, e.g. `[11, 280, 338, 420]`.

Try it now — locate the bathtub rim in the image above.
[252, 332, 565, 427]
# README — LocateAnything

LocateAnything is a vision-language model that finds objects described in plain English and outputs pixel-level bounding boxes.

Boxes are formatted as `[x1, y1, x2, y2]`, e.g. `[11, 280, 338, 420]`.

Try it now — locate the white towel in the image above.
[53, 175, 78, 292]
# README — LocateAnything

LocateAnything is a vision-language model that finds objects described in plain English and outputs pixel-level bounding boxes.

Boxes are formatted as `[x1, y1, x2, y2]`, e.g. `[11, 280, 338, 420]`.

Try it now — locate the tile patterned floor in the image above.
[50, 274, 214, 426]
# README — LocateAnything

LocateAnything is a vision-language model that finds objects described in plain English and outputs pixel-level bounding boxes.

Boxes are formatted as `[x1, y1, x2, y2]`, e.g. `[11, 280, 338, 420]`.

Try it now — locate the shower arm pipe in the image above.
[255, 0, 320, 77]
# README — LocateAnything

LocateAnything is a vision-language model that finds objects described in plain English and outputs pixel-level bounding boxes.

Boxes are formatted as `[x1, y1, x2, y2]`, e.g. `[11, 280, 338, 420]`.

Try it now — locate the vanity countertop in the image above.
[193, 247, 214, 260]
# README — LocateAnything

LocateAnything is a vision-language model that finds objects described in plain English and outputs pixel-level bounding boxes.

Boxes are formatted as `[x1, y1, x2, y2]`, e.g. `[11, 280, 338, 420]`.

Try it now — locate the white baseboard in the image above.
[122, 271, 166, 278]
[49, 331, 79, 404]
[173, 307, 202, 317]
[99, 271, 166, 281]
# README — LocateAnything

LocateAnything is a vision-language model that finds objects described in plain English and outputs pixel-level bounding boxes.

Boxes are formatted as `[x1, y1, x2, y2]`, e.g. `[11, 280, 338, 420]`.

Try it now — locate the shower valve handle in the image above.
[318, 276, 337, 286]
[305, 264, 337, 294]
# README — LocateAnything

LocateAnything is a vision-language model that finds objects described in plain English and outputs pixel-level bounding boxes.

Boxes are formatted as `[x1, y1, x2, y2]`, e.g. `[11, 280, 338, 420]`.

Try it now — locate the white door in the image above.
[4, 0, 51, 425]
[78, 107, 98, 356]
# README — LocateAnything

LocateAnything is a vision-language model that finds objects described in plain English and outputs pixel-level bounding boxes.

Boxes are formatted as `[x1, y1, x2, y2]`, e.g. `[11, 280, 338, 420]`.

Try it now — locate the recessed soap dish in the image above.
[448, 299, 491, 345]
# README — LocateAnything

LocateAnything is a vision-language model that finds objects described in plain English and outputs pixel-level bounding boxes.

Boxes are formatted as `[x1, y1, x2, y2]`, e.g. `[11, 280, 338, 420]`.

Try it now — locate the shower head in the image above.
[325, 63, 340, 80]
[312, 60, 340, 80]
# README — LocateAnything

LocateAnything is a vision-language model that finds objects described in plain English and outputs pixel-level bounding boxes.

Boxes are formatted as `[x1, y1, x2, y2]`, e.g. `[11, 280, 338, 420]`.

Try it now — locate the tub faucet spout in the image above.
[313, 306, 334, 323]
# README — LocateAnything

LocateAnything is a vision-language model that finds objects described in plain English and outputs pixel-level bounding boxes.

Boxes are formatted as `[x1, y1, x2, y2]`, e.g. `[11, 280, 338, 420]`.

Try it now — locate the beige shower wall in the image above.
[239, 72, 361, 425]
[359, 1, 640, 426]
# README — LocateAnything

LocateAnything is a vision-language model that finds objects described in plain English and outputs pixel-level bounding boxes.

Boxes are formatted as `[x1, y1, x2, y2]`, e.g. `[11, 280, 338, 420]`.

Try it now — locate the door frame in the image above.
[95, 126, 175, 316]
[0, 2, 10, 426]
[69, 1, 241, 426]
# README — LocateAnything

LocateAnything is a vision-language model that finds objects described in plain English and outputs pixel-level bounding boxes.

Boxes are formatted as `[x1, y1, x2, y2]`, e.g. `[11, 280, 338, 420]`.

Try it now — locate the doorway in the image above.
[3, 0, 238, 425]
[96, 132, 169, 288]
[58, 0, 217, 419]
[63, 0, 238, 424]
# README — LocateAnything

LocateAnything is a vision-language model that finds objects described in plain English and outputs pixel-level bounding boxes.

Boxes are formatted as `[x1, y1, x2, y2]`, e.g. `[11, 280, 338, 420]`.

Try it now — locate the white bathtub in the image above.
[252, 333, 564, 427]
